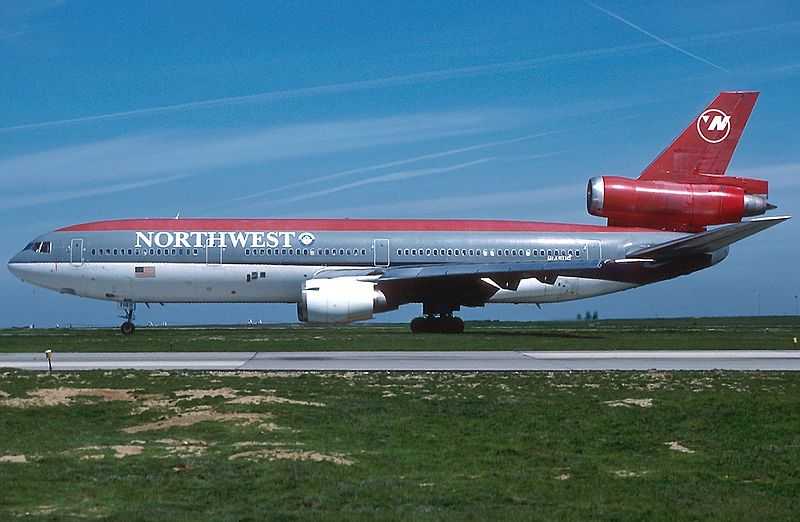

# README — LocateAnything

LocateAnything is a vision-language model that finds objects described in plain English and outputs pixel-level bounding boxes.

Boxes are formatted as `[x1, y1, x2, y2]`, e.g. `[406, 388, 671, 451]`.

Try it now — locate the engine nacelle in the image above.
[587, 176, 771, 232]
[298, 278, 388, 324]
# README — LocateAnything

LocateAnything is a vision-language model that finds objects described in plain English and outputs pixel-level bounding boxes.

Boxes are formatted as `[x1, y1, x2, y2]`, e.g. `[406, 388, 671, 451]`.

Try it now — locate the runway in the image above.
[2, 351, 800, 371]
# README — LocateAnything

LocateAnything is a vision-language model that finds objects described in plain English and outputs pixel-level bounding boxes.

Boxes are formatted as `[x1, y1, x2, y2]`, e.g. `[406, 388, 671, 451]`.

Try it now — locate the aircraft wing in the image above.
[315, 259, 602, 289]
[626, 216, 790, 261]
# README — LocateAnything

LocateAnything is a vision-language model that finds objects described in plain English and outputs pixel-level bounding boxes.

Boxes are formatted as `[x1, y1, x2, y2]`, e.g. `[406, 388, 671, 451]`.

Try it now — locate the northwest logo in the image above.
[697, 108, 731, 143]
[298, 232, 316, 246]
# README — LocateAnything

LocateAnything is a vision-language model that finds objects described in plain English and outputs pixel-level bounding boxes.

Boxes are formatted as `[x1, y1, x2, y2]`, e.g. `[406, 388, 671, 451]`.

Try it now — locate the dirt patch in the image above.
[605, 398, 653, 408]
[612, 469, 640, 477]
[123, 410, 279, 434]
[227, 395, 325, 407]
[1, 388, 156, 408]
[175, 388, 238, 400]
[0, 454, 27, 463]
[154, 438, 211, 456]
[0, 390, 9, 398]
[71, 445, 143, 460]
[664, 441, 696, 454]
[229, 448, 354, 465]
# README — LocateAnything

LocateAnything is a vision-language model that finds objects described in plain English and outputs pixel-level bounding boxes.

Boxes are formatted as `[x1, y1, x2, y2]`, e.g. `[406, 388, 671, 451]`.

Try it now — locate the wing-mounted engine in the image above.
[587, 176, 773, 232]
[298, 277, 390, 324]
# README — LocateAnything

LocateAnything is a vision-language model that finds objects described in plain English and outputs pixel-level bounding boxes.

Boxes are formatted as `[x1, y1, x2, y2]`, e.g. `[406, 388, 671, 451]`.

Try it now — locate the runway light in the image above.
[44, 349, 52, 373]
[794, 337, 798, 349]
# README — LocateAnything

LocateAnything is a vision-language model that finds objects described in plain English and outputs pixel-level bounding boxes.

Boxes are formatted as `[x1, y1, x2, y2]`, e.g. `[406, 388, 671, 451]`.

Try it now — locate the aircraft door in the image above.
[70, 239, 84, 267]
[374, 239, 390, 267]
[206, 244, 224, 265]
[583, 240, 601, 261]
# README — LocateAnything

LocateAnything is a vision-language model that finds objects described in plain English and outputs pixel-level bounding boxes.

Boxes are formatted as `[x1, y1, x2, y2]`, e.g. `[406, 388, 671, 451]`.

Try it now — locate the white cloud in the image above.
[0, 109, 518, 190]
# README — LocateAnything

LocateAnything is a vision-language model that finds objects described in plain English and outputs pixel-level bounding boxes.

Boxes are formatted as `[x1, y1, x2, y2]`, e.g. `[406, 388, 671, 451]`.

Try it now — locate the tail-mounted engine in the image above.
[587, 176, 774, 232]
[298, 277, 390, 324]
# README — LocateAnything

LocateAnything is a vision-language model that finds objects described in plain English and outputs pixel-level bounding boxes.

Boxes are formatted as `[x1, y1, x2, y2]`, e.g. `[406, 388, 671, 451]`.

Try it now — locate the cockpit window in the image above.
[33, 241, 51, 253]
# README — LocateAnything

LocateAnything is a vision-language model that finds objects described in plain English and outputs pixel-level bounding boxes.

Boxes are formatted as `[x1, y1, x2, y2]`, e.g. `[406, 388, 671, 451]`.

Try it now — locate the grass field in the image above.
[1, 369, 799, 520]
[1, 317, 799, 519]
[1, 316, 798, 352]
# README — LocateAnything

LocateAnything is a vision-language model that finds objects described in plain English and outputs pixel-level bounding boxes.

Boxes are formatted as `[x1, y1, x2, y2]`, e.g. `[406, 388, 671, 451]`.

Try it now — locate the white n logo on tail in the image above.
[697, 109, 731, 143]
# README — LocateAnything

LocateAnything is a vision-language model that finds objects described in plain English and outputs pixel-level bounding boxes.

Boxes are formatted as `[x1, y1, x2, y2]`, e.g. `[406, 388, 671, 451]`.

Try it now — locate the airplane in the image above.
[7, 91, 790, 334]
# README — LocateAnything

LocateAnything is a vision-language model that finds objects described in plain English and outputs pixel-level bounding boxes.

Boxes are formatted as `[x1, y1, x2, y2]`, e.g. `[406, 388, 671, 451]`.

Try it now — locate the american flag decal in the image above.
[135, 266, 156, 278]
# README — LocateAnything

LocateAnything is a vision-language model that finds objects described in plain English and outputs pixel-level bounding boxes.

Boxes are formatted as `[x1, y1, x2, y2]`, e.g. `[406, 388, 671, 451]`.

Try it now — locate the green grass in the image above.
[1, 369, 799, 519]
[1, 316, 798, 352]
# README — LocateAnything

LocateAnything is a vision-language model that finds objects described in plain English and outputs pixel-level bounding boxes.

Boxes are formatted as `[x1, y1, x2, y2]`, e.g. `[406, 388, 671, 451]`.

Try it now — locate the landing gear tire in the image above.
[410, 315, 464, 334]
[120, 321, 135, 335]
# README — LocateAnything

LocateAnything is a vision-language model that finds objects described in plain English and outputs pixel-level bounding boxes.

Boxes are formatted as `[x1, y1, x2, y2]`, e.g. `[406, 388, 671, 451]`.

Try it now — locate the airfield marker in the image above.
[45, 349, 52, 372]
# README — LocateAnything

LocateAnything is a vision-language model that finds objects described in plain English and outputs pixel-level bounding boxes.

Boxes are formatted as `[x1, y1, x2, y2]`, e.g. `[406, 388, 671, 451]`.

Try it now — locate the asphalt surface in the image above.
[2, 351, 800, 371]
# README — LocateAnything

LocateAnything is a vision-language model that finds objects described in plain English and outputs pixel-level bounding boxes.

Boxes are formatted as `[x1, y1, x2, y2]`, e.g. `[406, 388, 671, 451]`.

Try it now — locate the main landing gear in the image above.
[410, 313, 465, 334]
[118, 303, 136, 335]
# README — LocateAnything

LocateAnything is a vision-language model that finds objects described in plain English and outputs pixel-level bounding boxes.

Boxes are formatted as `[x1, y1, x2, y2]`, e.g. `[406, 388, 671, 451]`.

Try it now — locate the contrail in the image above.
[0, 42, 662, 134]
[587, 2, 732, 74]
[237, 158, 498, 211]
[213, 130, 559, 210]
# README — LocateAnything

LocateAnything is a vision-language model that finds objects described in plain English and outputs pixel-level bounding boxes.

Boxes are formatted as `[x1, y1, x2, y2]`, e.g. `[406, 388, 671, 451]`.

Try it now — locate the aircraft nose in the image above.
[8, 251, 28, 279]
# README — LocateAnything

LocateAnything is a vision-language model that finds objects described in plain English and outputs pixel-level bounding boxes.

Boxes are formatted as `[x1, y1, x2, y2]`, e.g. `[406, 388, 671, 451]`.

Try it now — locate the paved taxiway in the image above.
[2, 351, 800, 371]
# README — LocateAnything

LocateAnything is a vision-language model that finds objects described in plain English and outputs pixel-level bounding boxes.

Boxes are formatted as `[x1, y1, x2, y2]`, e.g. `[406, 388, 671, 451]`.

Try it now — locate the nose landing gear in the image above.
[118, 302, 136, 335]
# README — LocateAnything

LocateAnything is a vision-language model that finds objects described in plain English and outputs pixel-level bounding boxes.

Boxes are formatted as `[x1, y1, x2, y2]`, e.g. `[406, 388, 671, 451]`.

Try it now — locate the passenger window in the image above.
[128, 249, 132, 255]
[260, 249, 265, 255]
[247, 274, 251, 282]
[304, 249, 309, 256]
[260, 272, 266, 278]
[114, 249, 118, 255]
[339, 249, 344, 256]
[171, 249, 176, 256]
[91, 249, 96, 255]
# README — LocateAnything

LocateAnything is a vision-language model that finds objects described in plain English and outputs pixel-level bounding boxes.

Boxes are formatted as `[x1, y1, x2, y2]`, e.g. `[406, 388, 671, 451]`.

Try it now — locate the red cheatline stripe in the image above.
[57, 218, 655, 233]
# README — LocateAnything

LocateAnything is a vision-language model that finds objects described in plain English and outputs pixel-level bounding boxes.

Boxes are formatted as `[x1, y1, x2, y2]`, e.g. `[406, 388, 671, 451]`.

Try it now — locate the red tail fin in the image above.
[638, 91, 758, 183]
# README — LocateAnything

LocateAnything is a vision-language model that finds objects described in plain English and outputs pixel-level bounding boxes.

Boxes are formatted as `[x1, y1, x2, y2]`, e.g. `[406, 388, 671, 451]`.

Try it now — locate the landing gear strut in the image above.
[118, 303, 136, 335]
[410, 313, 465, 334]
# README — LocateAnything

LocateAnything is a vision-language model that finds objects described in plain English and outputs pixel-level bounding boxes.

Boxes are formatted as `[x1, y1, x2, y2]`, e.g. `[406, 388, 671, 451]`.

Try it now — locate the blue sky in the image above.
[1, 1, 798, 327]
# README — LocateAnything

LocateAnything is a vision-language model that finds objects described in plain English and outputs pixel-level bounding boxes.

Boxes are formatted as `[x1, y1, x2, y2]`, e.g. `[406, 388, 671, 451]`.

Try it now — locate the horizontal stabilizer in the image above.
[627, 216, 790, 260]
